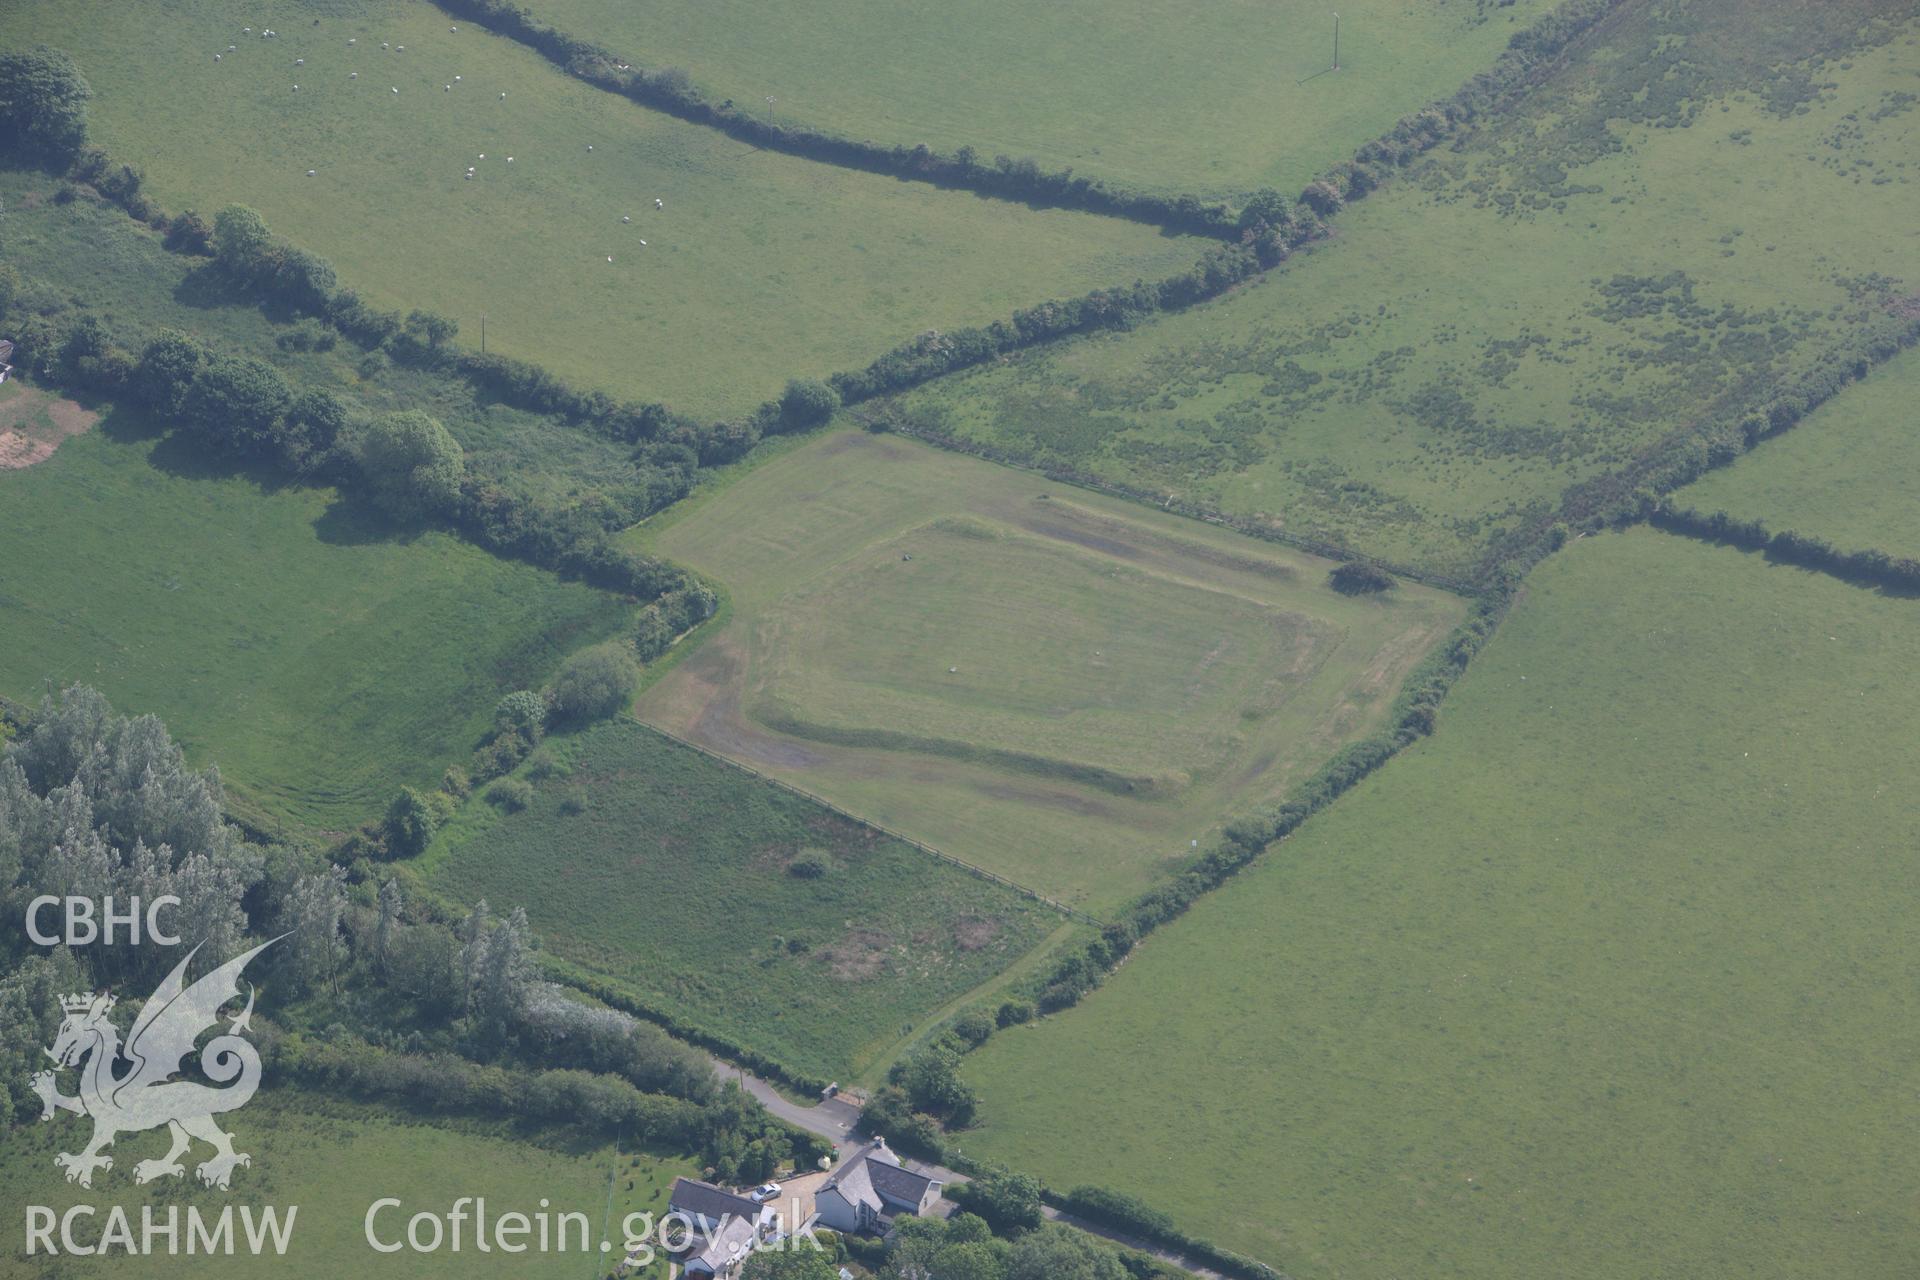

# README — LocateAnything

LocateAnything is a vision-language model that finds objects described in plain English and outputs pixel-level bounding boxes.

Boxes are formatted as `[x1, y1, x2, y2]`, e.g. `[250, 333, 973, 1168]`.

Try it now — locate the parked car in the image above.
[751, 1182, 782, 1203]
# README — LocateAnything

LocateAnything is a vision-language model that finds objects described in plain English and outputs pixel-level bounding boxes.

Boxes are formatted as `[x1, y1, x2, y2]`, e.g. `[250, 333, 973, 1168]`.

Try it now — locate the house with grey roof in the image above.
[668, 1177, 769, 1236]
[813, 1138, 942, 1235]
[681, 1212, 760, 1278]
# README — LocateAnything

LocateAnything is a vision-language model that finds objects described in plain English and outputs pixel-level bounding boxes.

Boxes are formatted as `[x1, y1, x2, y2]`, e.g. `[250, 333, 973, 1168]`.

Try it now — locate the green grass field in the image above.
[0, 416, 632, 838]
[0, 1088, 690, 1277]
[5, 0, 1202, 418]
[886, 0, 1920, 578]
[1677, 342, 1920, 560]
[417, 717, 1065, 1079]
[958, 528, 1920, 1279]
[530, 0, 1556, 196]
[0, 165, 651, 508]
[628, 429, 1466, 911]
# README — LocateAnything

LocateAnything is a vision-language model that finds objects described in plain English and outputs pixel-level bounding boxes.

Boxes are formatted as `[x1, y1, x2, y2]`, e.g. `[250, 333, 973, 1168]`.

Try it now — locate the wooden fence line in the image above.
[636, 719, 1105, 927]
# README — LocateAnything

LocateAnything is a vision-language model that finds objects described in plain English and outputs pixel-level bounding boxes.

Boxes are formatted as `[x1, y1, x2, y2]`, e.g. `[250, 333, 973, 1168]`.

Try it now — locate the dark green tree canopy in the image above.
[546, 642, 639, 724]
[182, 353, 294, 455]
[0, 46, 91, 163]
[359, 409, 465, 521]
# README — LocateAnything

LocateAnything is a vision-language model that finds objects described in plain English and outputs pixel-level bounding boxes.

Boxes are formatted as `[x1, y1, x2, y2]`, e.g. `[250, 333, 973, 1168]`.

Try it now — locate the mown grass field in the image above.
[1677, 342, 1920, 560]
[416, 717, 1064, 1080]
[0, 1088, 690, 1277]
[887, 0, 1920, 579]
[531, 0, 1555, 196]
[959, 528, 1920, 1280]
[0, 416, 632, 839]
[5, 0, 1203, 418]
[628, 429, 1466, 911]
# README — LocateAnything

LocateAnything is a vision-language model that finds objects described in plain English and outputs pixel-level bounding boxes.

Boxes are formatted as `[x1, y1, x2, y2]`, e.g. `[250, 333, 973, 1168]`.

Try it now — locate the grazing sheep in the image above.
[229, 44, 237, 50]
[214, 53, 221, 61]
[292, 84, 299, 91]
[622, 215, 631, 223]
[586, 144, 593, 151]
[506, 156, 513, 163]
[499, 91, 507, 99]
[637, 239, 646, 246]
[454, 75, 461, 81]
[607, 256, 614, 263]
[295, 57, 304, 65]
[306, 169, 316, 176]
[654, 198, 664, 209]
[347, 38, 356, 45]
[445, 84, 451, 91]
[391, 86, 399, 93]
[350, 71, 358, 78]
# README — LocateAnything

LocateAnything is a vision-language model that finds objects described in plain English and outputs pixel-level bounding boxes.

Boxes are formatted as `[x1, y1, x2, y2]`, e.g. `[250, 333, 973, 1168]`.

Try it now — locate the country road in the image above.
[710, 1057, 1243, 1280]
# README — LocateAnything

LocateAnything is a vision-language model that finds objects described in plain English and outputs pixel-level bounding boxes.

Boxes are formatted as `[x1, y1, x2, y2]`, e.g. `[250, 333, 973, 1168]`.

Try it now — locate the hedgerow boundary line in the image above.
[430, 0, 1623, 242]
[636, 718, 1105, 927]
[1648, 508, 1920, 596]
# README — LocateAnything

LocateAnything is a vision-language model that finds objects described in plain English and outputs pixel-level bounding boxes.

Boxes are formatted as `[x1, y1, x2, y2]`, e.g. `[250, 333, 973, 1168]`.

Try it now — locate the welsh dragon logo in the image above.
[31, 937, 281, 1190]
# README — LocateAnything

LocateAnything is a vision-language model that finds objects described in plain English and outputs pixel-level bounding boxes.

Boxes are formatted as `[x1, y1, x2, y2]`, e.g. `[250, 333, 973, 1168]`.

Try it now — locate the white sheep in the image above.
[506, 156, 513, 163]
[621, 215, 631, 223]
[350, 71, 358, 78]
[295, 58, 304, 65]
[391, 86, 399, 93]
[654, 198, 664, 209]
[607, 256, 614, 263]
[292, 84, 299, 91]
[214, 53, 222, 61]
[451, 26, 458, 33]
[307, 169, 317, 176]
[454, 75, 462, 81]
[347, 38, 356, 45]
[445, 84, 451, 91]
[637, 239, 646, 246]
[242, 26, 251, 33]
[499, 91, 507, 99]
[396, 45, 405, 52]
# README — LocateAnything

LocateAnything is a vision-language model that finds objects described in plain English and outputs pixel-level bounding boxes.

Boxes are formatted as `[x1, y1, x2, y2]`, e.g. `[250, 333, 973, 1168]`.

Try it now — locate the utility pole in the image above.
[1333, 14, 1340, 71]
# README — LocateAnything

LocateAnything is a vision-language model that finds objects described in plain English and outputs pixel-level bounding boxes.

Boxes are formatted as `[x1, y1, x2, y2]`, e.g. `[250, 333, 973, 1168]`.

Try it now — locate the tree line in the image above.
[0, 687, 823, 1185]
[1652, 507, 1920, 592]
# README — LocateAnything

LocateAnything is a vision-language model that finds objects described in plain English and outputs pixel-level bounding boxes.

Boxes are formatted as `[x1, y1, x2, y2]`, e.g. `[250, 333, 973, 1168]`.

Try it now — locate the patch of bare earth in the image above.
[952, 915, 1003, 952]
[818, 927, 894, 981]
[0, 390, 97, 470]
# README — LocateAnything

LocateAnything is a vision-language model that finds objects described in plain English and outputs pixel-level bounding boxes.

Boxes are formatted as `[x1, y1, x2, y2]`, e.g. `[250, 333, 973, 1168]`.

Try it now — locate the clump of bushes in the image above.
[382, 786, 455, 859]
[524, 746, 570, 783]
[484, 777, 534, 812]
[1329, 560, 1397, 594]
[632, 584, 719, 661]
[546, 643, 639, 724]
[787, 849, 834, 879]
